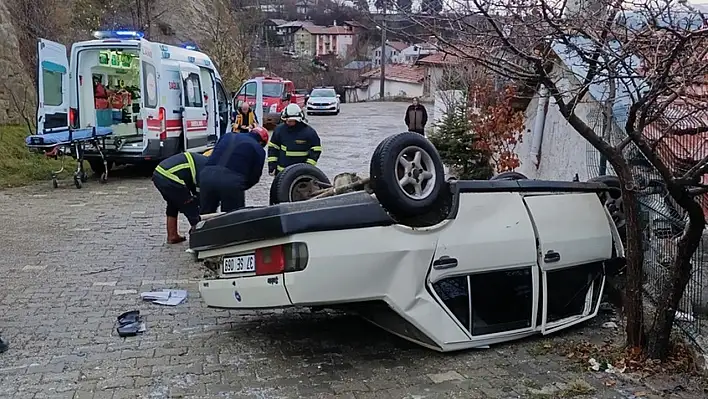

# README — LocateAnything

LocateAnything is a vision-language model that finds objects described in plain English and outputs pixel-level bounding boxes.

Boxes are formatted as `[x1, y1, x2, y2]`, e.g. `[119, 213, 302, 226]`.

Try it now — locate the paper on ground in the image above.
[141, 289, 187, 306]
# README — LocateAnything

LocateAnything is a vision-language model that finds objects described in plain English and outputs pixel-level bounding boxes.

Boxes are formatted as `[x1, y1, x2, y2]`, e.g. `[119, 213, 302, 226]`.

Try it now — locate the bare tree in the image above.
[202, 0, 261, 91]
[401, 0, 708, 359]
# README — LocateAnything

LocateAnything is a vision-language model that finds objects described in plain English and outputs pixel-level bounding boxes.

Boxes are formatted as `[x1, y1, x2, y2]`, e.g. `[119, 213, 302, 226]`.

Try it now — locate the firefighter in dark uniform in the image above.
[152, 151, 209, 244]
[199, 127, 269, 214]
[232, 102, 259, 133]
[268, 103, 322, 176]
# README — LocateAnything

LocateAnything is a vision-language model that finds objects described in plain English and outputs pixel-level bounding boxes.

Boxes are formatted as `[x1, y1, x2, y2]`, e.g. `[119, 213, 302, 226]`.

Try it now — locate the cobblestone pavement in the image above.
[0, 102, 702, 398]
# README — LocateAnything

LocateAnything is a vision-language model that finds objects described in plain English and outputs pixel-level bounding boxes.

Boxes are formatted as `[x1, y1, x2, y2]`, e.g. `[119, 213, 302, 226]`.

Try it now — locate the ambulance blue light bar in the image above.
[92, 30, 145, 40]
[182, 43, 199, 51]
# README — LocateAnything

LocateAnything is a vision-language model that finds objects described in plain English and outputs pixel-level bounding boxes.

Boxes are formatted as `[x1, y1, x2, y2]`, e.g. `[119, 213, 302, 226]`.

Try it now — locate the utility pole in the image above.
[379, 3, 387, 100]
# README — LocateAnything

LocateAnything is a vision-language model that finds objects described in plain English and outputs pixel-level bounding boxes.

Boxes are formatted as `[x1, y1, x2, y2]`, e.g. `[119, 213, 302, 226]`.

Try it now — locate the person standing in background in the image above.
[404, 97, 428, 135]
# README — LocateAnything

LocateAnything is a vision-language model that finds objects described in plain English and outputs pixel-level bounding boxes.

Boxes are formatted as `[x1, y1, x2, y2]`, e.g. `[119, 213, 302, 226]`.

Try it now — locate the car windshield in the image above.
[310, 89, 336, 97]
[263, 83, 284, 98]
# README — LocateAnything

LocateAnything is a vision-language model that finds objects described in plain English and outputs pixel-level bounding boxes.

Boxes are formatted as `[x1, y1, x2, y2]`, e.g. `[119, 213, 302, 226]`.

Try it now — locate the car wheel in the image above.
[490, 171, 528, 181]
[370, 132, 446, 218]
[270, 164, 331, 205]
[588, 175, 626, 241]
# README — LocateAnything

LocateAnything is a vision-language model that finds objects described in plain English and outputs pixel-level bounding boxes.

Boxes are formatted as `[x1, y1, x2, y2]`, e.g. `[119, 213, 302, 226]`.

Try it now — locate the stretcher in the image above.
[25, 127, 113, 189]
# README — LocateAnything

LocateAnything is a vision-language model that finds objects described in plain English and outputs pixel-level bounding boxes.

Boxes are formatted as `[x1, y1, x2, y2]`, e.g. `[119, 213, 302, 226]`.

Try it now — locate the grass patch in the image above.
[0, 125, 80, 188]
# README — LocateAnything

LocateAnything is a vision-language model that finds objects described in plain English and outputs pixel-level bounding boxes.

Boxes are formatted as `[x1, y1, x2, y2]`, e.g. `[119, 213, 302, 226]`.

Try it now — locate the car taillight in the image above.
[158, 107, 166, 141]
[254, 243, 308, 276]
[69, 108, 78, 128]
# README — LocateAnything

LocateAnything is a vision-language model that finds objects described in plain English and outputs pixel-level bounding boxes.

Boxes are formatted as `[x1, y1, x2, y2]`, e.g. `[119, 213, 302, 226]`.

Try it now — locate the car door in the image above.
[428, 191, 539, 341]
[37, 39, 70, 133]
[179, 63, 209, 151]
[139, 38, 160, 145]
[522, 192, 612, 334]
[214, 79, 230, 140]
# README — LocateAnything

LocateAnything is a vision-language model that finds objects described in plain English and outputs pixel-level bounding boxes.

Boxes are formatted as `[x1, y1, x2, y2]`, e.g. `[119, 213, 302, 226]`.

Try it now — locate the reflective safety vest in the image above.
[267, 123, 322, 173]
[233, 111, 258, 132]
[154, 152, 202, 193]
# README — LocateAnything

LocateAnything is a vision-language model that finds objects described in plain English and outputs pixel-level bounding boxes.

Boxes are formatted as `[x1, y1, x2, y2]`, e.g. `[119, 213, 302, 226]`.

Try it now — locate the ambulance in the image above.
[36, 31, 234, 171]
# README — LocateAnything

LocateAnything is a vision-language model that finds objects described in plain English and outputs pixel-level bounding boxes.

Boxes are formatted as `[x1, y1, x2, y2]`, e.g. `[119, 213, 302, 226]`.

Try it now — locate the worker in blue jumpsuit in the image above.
[199, 126, 269, 214]
[152, 151, 209, 244]
[267, 103, 322, 176]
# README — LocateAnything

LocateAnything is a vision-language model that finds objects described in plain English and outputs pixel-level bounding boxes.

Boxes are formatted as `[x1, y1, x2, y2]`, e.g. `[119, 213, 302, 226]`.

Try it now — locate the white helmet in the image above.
[282, 103, 305, 123]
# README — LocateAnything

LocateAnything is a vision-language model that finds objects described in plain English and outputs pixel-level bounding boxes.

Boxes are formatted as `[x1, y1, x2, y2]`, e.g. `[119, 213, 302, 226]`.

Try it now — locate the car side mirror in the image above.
[336, 94, 340, 98]
[283, 93, 291, 101]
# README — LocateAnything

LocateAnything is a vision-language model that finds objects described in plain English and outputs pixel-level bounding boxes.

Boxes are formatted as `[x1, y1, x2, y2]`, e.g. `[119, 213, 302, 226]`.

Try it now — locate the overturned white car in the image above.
[189, 132, 625, 352]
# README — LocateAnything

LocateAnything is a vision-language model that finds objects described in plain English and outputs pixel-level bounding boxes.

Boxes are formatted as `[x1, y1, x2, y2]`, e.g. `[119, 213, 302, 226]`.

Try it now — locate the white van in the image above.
[36, 31, 231, 171]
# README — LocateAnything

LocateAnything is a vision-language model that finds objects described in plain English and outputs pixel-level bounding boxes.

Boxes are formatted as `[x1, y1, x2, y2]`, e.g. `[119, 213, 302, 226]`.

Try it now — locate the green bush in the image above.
[428, 104, 493, 180]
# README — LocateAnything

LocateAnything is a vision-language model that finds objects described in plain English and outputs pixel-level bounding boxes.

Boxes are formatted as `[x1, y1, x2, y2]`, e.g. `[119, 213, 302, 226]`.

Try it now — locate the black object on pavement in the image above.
[116, 310, 146, 337]
[0, 336, 8, 353]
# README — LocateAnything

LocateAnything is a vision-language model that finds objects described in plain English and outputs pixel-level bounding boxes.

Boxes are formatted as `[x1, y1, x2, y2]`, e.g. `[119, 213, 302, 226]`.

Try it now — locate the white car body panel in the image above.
[196, 189, 621, 352]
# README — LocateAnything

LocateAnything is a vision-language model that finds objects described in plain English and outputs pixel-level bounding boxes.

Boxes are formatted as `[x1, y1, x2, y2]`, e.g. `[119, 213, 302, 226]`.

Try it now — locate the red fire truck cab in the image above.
[232, 77, 306, 130]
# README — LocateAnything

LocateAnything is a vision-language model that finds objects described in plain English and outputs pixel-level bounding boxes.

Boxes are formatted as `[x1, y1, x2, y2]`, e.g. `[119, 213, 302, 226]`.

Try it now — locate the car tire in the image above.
[270, 164, 331, 205]
[588, 175, 626, 241]
[490, 171, 528, 181]
[369, 132, 446, 218]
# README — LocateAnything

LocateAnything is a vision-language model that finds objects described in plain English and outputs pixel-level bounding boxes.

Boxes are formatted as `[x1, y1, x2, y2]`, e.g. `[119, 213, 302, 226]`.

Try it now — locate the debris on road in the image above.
[116, 310, 146, 337]
[141, 289, 187, 306]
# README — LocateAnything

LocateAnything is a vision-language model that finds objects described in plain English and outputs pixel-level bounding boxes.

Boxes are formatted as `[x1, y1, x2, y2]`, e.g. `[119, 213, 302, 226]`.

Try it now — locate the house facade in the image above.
[293, 27, 315, 57]
[304, 26, 355, 57]
[356, 64, 426, 100]
[371, 41, 408, 66]
[400, 43, 437, 64]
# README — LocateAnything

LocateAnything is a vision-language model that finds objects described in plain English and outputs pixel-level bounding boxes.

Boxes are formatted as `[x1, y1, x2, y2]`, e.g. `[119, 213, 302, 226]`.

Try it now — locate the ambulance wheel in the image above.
[369, 132, 445, 218]
[270, 164, 331, 204]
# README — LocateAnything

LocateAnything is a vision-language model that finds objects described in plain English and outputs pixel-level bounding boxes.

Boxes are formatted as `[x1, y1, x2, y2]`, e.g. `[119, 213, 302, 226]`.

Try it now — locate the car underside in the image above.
[189, 132, 626, 352]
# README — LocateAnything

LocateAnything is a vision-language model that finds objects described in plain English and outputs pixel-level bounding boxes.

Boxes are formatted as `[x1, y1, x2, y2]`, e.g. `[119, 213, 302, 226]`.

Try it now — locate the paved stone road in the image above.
[0, 102, 698, 398]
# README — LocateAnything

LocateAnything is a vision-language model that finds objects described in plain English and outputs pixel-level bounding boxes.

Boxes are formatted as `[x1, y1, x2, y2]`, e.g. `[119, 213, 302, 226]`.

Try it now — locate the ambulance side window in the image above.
[142, 62, 158, 109]
[183, 73, 203, 108]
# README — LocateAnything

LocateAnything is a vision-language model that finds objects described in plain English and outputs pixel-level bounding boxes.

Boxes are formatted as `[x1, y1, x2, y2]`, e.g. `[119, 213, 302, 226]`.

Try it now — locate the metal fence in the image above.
[586, 140, 706, 345]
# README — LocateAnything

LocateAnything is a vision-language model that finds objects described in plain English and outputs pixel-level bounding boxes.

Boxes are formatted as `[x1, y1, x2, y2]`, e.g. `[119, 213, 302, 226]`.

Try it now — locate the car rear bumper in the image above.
[199, 273, 292, 309]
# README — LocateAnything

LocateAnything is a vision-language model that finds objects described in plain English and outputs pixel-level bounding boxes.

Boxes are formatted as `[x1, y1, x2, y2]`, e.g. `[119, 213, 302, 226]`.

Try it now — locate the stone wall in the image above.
[0, 1, 36, 126]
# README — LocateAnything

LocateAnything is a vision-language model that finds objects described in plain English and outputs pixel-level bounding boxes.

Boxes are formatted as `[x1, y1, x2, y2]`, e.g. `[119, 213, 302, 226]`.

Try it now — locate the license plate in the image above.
[223, 254, 256, 274]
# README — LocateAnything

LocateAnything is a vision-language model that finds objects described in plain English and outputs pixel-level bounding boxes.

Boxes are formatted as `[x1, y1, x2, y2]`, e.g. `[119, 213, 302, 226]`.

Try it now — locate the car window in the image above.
[263, 83, 284, 98]
[183, 73, 203, 108]
[240, 82, 257, 97]
[42, 66, 64, 107]
[142, 61, 158, 109]
[310, 89, 336, 97]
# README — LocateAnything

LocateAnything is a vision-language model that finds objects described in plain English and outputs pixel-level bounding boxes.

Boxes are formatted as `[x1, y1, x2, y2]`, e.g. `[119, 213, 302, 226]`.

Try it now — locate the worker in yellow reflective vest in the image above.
[267, 104, 322, 176]
[232, 102, 259, 133]
[152, 151, 209, 244]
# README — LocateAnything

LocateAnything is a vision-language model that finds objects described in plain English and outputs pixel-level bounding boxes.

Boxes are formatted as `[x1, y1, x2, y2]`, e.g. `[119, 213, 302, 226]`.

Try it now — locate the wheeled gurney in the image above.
[25, 127, 113, 189]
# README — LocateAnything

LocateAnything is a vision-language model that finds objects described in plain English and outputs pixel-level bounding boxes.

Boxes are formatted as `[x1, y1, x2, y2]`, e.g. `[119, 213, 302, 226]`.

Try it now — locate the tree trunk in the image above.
[616, 166, 645, 348]
[646, 194, 705, 359]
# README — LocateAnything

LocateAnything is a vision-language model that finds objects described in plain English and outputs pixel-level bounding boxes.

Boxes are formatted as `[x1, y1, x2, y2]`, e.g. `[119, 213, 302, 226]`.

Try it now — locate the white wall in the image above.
[516, 65, 609, 182]
[365, 79, 423, 100]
